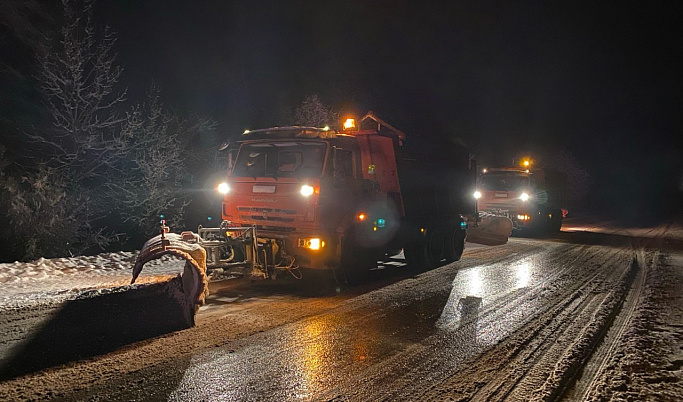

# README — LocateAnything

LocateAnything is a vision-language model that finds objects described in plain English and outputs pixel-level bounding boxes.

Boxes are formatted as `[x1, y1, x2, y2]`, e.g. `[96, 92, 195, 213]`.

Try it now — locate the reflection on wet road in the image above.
[169, 241, 574, 401]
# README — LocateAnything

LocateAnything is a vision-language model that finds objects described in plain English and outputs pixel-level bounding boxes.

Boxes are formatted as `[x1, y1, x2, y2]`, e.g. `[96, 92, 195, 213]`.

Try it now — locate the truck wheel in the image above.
[404, 243, 426, 271]
[424, 230, 446, 269]
[339, 242, 371, 285]
[445, 225, 466, 263]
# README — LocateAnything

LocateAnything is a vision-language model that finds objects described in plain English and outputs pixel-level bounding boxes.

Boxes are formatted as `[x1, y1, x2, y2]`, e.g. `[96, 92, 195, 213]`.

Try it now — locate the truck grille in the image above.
[256, 225, 296, 233]
[241, 215, 295, 223]
[481, 202, 517, 210]
[237, 207, 297, 215]
[237, 206, 296, 224]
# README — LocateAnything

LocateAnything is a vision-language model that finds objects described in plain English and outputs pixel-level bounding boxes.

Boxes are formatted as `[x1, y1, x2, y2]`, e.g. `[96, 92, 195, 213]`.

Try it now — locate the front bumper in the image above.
[258, 231, 339, 270]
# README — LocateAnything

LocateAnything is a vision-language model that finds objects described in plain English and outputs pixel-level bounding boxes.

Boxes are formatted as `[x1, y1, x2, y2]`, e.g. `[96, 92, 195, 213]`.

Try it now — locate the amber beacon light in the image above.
[343, 118, 356, 130]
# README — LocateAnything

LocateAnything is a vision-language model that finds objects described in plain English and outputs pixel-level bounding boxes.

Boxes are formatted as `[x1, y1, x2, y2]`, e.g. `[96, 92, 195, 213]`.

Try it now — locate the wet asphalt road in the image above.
[2, 223, 679, 401]
[169, 242, 558, 401]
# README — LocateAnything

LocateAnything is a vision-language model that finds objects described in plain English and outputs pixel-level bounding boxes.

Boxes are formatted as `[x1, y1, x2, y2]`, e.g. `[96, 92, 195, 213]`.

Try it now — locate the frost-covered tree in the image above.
[293, 94, 338, 127]
[3, 0, 127, 259]
[33, 0, 127, 180]
[2, 0, 195, 259]
[4, 165, 118, 259]
[0, 0, 229, 260]
[111, 87, 189, 238]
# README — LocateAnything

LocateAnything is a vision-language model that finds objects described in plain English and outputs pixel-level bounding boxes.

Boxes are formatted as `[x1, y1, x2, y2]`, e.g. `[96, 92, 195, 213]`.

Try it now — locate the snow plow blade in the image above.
[467, 215, 513, 246]
[132, 233, 209, 326]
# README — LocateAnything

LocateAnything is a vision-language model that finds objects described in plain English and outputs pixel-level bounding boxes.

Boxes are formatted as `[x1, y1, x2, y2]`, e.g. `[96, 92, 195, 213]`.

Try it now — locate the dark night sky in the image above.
[94, 2, 680, 149]
[4, 0, 683, 219]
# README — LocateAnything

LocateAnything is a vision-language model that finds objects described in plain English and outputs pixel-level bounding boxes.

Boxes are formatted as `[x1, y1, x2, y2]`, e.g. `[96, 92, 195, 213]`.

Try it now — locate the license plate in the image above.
[252, 185, 276, 194]
[494, 192, 508, 198]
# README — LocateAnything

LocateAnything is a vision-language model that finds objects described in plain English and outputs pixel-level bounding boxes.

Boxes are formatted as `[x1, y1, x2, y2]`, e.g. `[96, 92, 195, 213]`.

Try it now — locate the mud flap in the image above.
[467, 216, 513, 246]
[131, 233, 209, 327]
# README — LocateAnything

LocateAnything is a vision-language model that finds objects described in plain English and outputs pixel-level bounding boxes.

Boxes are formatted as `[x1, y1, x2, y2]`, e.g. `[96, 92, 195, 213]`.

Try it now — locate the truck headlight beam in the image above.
[218, 182, 230, 194]
[300, 185, 315, 197]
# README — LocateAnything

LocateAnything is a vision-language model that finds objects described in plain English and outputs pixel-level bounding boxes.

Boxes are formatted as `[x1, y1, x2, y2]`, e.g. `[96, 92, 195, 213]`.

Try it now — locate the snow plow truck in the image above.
[474, 159, 566, 234]
[132, 112, 503, 317]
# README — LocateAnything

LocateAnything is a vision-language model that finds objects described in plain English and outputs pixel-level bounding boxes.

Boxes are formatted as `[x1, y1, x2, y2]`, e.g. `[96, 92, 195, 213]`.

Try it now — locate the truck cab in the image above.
[218, 114, 407, 278]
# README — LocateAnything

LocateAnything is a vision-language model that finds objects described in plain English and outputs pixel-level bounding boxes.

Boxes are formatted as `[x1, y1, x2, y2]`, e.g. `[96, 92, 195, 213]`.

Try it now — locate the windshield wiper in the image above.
[263, 171, 278, 180]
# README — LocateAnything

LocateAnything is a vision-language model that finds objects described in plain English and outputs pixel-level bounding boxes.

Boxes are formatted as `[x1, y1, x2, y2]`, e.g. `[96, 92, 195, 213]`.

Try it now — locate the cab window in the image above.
[334, 149, 355, 179]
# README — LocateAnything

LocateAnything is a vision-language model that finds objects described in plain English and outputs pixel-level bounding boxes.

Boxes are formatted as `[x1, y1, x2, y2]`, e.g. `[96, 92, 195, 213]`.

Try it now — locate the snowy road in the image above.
[0, 220, 681, 401]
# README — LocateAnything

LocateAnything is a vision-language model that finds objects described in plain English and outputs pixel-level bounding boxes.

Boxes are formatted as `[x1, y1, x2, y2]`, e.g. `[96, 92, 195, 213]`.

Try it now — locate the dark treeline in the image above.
[0, 0, 224, 261]
[0, 1, 341, 262]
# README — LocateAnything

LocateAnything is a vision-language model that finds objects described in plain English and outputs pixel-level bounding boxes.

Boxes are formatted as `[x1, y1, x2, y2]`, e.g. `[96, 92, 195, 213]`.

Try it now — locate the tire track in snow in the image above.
[564, 224, 671, 401]
[469, 251, 628, 401]
[566, 248, 648, 401]
[325, 244, 630, 401]
[409, 245, 632, 402]
[532, 254, 640, 401]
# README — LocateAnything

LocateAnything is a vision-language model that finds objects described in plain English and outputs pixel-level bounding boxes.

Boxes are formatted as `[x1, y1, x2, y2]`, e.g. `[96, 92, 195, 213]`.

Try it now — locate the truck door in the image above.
[319, 146, 363, 231]
[356, 135, 404, 216]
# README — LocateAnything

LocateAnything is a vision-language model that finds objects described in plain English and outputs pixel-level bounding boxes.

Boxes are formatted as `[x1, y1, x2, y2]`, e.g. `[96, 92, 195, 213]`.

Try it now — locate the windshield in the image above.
[232, 141, 327, 178]
[480, 172, 530, 191]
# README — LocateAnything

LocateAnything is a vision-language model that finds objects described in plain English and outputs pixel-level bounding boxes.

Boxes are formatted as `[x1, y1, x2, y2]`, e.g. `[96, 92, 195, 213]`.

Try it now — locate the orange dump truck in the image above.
[475, 163, 565, 234]
[146, 112, 475, 283]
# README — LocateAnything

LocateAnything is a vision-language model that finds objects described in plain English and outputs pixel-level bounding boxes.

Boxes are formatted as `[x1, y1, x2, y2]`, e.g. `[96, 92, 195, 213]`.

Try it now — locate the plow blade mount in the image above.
[467, 216, 513, 246]
[132, 233, 209, 327]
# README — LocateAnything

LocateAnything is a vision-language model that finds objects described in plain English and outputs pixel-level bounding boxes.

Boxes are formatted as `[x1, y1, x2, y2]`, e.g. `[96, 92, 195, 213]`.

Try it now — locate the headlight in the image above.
[473, 190, 482, 199]
[217, 182, 230, 194]
[520, 192, 530, 201]
[300, 184, 314, 196]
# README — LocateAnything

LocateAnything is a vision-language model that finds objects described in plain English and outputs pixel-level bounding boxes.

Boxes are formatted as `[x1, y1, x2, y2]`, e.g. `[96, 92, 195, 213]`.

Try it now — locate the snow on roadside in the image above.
[585, 252, 683, 400]
[562, 216, 683, 244]
[0, 252, 186, 309]
[532, 253, 640, 400]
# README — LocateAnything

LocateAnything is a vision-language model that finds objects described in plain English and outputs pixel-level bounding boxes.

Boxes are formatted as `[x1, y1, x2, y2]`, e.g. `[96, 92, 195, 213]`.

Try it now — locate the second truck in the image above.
[474, 160, 566, 234]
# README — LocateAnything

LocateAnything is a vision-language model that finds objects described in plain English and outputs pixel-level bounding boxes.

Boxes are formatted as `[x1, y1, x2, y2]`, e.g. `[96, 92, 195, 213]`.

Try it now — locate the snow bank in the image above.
[0, 251, 184, 309]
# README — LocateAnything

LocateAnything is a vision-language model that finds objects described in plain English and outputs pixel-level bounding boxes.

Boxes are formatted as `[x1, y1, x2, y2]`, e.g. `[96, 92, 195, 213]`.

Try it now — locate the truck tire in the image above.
[405, 230, 446, 271]
[338, 242, 371, 285]
[404, 243, 426, 271]
[424, 230, 446, 269]
[445, 225, 466, 263]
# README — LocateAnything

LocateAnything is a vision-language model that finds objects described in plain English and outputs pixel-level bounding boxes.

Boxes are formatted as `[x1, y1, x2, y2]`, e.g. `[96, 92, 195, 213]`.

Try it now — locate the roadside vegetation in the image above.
[0, 0, 333, 262]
